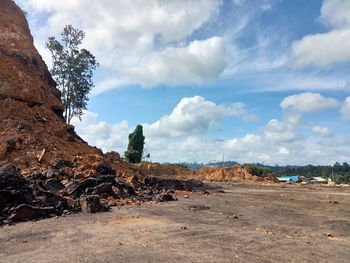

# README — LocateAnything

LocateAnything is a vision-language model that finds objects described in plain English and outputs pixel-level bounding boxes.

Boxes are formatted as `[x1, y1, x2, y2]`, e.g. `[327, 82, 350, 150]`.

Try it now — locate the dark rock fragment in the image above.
[153, 193, 177, 202]
[53, 159, 74, 169]
[80, 195, 101, 213]
[93, 183, 113, 195]
[64, 179, 97, 197]
[43, 169, 62, 179]
[96, 162, 115, 175]
[91, 174, 116, 185]
[8, 204, 55, 221]
[43, 178, 64, 191]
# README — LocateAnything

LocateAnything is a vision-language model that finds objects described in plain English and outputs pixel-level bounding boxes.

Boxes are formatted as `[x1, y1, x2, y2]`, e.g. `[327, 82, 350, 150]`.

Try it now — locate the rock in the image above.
[64, 179, 97, 196]
[107, 201, 117, 207]
[93, 183, 113, 195]
[8, 204, 55, 222]
[80, 195, 101, 213]
[113, 180, 137, 197]
[200, 190, 210, 195]
[144, 177, 204, 192]
[53, 160, 74, 169]
[43, 178, 64, 191]
[0, 163, 19, 178]
[96, 162, 115, 175]
[31, 189, 68, 211]
[153, 193, 177, 202]
[0, 189, 32, 211]
[43, 170, 62, 179]
[91, 174, 116, 185]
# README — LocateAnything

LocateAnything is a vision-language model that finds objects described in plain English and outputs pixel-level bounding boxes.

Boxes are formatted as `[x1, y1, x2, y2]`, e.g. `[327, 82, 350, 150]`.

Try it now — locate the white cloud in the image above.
[124, 37, 227, 87]
[21, 0, 218, 44]
[92, 78, 131, 96]
[311, 125, 333, 137]
[292, 29, 350, 67]
[291, 0, 350, 67]
[71, 111, 131, 154]
[280, 92, 340, 113]
[278, 147, 290, 155]
[143, 96, 257, 138]
[264, 119, 300, 143]
[18, 0, 225, 89]
[341, 96, 350, 120]
[71, 109, 350, 165]
[320, 0, 350, 29]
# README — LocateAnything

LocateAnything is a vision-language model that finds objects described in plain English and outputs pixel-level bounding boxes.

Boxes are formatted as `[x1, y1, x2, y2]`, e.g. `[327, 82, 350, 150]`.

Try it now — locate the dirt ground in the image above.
[1, 182, 350, 263]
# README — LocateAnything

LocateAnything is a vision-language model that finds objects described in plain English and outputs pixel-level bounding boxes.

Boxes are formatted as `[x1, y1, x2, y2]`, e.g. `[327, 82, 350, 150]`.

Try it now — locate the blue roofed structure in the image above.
[278, 176, 299, 182]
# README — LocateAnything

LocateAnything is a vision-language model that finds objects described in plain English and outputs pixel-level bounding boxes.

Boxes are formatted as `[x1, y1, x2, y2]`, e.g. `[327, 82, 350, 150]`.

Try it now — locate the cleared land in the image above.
[1, 182, 350, 263]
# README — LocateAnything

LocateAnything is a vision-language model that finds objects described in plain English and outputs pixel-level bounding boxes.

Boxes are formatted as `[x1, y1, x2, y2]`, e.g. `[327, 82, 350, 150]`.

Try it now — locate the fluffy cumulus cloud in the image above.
[72, 109, 350, 165]
[292, 0, 350, 67]
[17, 0, 225, 90]
[264, 119, 300, 143]
[71, 111, 132, 154]
[124, 37, 226, 87]
[311, 125, 333, 138]
[341, 96, 350, 120]
[280, 92, 340, 113]
[143, 96, 257, 138]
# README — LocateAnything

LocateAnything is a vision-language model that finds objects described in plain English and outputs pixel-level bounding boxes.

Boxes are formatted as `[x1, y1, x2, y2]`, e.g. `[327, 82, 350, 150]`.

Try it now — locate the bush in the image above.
[243, 163, 271, 177]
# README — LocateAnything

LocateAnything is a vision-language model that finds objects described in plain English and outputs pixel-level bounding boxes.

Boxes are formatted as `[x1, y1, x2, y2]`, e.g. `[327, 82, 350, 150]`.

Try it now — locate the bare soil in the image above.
[1, 182, 350, 263]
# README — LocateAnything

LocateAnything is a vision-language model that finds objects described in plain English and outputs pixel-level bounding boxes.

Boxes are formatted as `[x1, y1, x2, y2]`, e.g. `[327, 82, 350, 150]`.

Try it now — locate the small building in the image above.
[309, 177, 327, 184]
[278, 176, 299, 183]
[300, 176, 311, 183]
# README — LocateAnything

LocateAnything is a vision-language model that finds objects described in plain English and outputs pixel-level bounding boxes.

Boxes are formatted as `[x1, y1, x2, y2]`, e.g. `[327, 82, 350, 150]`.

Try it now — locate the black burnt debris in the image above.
[0, 162, 209, 225]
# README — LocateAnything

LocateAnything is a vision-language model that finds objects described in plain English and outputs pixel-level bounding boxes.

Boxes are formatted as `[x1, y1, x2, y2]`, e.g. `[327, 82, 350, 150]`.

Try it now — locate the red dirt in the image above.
[136, 163, 278, 183]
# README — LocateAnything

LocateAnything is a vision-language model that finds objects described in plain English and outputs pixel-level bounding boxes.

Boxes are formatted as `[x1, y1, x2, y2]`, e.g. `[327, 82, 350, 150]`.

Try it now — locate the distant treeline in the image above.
[162, 161, 350, 184]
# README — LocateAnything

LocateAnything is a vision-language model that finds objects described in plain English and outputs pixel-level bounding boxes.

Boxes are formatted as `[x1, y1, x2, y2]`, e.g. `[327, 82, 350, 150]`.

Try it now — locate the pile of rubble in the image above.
[0, 157, 207, 225]
[0, 164, 68, 224]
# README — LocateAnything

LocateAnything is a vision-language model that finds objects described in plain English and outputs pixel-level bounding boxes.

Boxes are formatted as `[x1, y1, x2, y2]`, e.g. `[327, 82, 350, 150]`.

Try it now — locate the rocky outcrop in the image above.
[0, 0, 62, 110]
[0, 0, 102, 169]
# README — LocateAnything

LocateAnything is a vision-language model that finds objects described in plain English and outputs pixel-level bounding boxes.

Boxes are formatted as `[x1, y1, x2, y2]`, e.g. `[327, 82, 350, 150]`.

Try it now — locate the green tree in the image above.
[124, 125, 145, 163]
[46, 25, 99, 124]
[243, 163, 271, 177]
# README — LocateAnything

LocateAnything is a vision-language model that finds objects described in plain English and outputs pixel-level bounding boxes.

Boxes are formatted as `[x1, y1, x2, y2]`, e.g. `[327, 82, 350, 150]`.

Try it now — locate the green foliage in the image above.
[243, 163, 271, 177]
[46, 25, 99, 124]
[124, 125, 145, 164]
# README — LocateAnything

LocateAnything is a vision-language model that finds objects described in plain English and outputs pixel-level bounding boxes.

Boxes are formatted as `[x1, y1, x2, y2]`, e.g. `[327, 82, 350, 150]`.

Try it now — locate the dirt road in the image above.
[1, 183, 350, 263]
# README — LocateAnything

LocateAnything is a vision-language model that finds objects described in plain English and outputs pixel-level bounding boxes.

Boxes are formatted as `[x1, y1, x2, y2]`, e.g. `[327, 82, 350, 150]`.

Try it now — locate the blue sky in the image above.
[17, 0, 350, 165]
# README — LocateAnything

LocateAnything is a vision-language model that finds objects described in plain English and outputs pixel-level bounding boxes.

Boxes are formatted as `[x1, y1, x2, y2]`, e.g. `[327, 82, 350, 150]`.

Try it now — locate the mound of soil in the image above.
[136, 163, 278, 183]
[193, 165, 279, 183]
